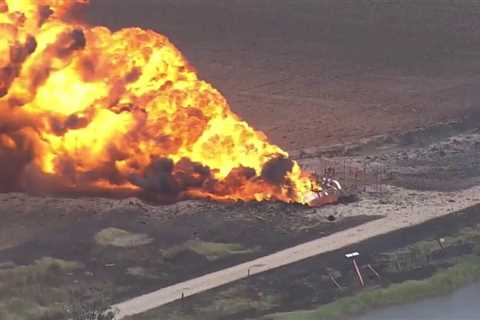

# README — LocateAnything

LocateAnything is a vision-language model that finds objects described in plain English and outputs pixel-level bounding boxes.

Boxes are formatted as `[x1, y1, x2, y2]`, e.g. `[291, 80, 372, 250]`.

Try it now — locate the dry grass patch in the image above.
[0, 257, 82, 320]
[95, 228, 153, 248]
[163, 240, 258, 262]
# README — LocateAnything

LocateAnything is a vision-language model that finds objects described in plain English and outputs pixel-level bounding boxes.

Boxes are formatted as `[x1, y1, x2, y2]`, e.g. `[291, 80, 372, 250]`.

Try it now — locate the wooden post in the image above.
[329, 274, 343, 290]
[366, 264, 381, 280]
[346, 252, 365, 288]
[352, 258, 365, 287]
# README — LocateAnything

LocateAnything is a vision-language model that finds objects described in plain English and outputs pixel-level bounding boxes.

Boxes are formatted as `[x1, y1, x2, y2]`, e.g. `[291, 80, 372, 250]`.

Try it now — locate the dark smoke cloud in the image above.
[3, 27, 88, 109]
[38, 5, 54, 26]
[125, 154, 295, 203]
[130, 157, 218, 200]
[0, 135, 297, 202]
[0, 36, 37, 98]
[224, 167, 256, 186]
[55, 28, 86, 58]
[174, 158, 212, 189]
[0, 144, 33, 192]
[130, 158, 181, 202]
[261, 155, 294, 185]
[49, 111, 93, 135]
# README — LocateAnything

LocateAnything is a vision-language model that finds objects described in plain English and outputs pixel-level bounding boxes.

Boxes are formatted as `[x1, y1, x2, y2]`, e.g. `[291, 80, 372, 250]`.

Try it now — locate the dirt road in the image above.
[113, 185, 480, 319]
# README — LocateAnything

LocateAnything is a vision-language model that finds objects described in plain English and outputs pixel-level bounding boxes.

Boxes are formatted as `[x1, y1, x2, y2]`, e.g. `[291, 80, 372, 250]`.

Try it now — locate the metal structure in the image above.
[305, 176, 343, 207]
[345, 252, 365, 287]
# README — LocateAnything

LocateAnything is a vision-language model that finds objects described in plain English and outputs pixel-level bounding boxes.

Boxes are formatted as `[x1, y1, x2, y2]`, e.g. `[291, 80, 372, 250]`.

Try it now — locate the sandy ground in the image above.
[114, 183, 480, 319]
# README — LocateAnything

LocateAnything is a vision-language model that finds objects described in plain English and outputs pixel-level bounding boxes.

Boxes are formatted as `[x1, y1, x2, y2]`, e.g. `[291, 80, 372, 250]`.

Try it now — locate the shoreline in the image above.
[356, 280, 480, 320]
[262, 256, 480, 320]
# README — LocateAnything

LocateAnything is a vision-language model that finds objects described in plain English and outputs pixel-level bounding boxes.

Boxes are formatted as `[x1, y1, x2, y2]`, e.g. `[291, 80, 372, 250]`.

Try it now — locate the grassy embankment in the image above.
[261, 228, 480, 320]
[0, 257, 82, 320]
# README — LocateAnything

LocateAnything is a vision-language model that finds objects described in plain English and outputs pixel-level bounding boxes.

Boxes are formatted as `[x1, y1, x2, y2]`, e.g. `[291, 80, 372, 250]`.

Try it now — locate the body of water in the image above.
[357, 283, 480, 320]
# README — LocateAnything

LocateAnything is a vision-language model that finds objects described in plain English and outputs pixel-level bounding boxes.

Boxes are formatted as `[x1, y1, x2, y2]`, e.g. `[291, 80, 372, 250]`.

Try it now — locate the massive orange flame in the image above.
[0, 0, 319, 203]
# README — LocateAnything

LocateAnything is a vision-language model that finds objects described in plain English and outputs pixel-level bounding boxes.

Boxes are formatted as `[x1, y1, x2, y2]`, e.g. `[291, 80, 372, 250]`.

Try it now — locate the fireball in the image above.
[0, 0, 319, 203]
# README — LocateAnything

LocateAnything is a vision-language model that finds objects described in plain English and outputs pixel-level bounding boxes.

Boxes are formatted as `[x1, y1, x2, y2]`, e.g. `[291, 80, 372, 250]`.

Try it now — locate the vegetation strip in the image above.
[261, 256, 480, 320]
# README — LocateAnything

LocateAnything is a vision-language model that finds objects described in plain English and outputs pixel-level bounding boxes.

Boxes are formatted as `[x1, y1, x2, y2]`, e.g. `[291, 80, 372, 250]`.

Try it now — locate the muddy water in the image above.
[357, 282, 480, 320]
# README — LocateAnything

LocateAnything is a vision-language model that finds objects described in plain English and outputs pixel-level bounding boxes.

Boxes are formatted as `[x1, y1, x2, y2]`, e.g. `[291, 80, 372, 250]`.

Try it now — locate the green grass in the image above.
[378, 224, 480, 273]
[163, 240, 258, 261]
[260, 255, 480, 320]
[0, 257, 83, 320]
[131, 285, 280, 320]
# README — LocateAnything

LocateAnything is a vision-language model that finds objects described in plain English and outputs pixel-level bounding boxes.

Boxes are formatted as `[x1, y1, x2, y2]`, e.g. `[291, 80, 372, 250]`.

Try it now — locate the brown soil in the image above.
[83, 0, 480, 150]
